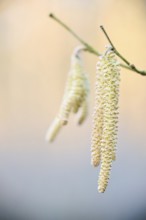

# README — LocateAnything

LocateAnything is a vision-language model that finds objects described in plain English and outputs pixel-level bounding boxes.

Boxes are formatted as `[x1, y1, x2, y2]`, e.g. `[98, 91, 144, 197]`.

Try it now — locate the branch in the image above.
[49, 13, 100, 56]
[100, 25, 146, 76]
[49, 13, 146, 76]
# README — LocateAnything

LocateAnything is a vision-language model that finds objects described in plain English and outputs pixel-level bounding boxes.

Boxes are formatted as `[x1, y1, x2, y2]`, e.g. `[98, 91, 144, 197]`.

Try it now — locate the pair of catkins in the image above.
[46, 45, 120, 193]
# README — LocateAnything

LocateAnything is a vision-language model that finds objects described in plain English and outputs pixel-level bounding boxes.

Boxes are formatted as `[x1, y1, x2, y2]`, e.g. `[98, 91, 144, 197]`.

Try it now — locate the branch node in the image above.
[130, 64, 135, 69]
[49, 13, 54, 18]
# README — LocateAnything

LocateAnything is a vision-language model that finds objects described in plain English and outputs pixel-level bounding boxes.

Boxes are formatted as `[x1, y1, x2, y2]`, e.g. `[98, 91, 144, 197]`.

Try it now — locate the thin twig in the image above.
[49, 13, 100, 56]
[100, 25, 146, 75]
[49, 13, 146, 76]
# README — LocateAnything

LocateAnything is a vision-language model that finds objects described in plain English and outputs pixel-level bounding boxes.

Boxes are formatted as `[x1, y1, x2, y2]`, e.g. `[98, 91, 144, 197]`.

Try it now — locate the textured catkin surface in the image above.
[91, 49, 120, 193]
[91, 54, 107, 167]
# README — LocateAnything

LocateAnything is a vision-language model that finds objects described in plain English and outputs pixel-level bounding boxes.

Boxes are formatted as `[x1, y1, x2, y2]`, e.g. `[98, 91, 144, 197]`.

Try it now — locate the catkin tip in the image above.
[45, 118, 63, 142]
[98, 187, 105, 193]
[91, 160, 100, 167]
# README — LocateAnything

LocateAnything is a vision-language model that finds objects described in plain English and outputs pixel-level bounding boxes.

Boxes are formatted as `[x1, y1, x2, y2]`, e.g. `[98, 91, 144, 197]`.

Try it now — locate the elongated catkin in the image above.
[46, 46, 89, 142]
[91, 48, 120, 192]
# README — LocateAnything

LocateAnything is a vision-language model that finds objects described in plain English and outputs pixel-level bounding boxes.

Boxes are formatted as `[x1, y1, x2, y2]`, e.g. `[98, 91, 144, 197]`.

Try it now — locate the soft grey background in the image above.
[0, 0, 146, 219]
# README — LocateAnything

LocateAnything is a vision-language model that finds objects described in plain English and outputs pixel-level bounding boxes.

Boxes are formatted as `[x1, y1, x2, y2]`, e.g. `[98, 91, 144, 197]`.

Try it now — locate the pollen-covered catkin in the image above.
[91, 57, 106, 167]
[91, 47, 120, 192]
[97, 50, 120, 193]
[46, 46, 89, 142]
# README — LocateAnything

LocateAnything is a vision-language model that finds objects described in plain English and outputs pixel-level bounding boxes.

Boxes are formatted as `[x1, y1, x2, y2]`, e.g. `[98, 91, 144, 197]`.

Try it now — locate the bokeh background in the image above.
[0, 0, 146, 219]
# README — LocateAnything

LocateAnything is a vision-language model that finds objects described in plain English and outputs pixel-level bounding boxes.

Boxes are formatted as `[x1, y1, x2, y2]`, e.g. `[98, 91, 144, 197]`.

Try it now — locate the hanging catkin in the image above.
[91, 47, 120, 193]
[91, 57, 105, 167]
[46, 46, 89, 142]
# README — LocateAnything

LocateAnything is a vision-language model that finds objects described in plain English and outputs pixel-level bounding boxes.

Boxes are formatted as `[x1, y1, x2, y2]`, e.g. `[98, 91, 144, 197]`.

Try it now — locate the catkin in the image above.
[91, 48, 120, 193]
[91, 57, 106, 167]
[46, 46, 89, 142]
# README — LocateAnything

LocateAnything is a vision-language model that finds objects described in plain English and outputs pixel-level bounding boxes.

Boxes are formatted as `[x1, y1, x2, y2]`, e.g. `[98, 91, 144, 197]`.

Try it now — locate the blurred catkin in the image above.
[46, 46, 89, 142]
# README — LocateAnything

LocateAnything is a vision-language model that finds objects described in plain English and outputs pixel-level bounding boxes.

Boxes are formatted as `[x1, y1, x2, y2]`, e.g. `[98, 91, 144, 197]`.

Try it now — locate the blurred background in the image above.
[0, 0, 146, 219]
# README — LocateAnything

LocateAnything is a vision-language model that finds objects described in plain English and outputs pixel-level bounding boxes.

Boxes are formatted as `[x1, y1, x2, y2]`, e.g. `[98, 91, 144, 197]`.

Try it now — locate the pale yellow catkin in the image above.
[91, 57, 106, 167]
[46, 46, 89, 142]
[98, 50, 120, 193]
[91, 48, 120, 193]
